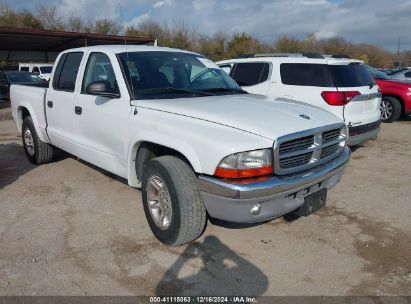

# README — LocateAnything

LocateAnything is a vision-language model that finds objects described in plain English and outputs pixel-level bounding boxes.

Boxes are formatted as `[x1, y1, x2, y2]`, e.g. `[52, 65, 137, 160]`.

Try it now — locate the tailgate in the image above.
[342, 86, 381, 126]
[328, 62, 381, 126]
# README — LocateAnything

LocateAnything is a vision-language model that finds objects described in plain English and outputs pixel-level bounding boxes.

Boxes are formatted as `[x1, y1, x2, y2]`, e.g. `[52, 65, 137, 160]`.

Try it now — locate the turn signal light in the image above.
[215, 166, 273, 179]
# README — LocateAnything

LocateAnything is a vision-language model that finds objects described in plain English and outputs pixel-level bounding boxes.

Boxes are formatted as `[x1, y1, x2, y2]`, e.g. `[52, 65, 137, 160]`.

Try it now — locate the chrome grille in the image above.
[323, 129, 341, 143]
[279, 136, 314, 154]
[321, 143, 339, 159]
[273, 124, 347, 175]
[279, 151, 313, 169]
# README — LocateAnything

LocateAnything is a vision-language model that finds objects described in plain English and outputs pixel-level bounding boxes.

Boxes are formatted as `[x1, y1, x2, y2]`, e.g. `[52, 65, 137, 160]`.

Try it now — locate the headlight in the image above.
[215, 149, 273, 178]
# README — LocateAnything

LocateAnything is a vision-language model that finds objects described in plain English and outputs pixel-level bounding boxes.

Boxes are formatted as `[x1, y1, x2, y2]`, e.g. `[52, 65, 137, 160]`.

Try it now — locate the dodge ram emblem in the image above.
[299, 114, 310, 120]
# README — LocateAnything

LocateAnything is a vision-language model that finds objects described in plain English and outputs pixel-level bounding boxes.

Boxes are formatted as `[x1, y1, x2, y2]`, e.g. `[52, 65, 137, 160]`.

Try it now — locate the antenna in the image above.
[118, 3, 136, 106]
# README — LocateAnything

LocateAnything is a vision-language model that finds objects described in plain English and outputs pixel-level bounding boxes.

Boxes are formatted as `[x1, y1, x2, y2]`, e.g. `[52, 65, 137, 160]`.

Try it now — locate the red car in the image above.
[367, 65, 411, 122]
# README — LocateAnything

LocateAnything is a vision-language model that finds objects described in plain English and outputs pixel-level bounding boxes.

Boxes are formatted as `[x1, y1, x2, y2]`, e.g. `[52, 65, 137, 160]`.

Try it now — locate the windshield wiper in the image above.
[203, 87, 248, 94]
[138, 87, 214, 96]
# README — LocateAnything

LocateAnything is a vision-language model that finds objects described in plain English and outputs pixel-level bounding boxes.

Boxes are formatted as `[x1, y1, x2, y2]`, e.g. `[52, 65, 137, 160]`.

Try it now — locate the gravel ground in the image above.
[0, 101, 410, 296]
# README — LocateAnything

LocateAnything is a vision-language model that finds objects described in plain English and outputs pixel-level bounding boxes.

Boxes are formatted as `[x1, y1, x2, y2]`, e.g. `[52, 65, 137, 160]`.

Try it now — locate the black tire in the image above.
[141, 156, 206, 246]
[380, 96, 402, 123]
[22, 116, 54, 165]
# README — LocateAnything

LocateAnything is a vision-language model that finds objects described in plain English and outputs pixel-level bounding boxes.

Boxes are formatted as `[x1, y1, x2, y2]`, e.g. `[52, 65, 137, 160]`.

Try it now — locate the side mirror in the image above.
[86, 81, 120, 99]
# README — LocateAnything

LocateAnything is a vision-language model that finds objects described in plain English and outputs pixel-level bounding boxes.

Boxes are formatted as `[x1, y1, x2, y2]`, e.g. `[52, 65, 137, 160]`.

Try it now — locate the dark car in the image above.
[0, 71, 46, 101]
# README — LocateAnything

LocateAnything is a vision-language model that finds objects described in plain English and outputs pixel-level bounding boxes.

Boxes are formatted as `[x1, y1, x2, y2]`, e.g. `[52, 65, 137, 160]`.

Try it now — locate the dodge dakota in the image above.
[11, 45, 350, 245]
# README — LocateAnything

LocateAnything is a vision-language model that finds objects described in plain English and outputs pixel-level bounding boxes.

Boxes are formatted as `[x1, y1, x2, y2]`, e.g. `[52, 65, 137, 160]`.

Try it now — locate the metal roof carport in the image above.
[0, 26, 156, 63]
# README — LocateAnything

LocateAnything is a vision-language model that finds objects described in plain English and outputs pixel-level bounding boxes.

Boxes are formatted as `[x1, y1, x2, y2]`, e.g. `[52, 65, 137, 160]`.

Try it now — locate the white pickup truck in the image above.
[11, 45, 350, 246]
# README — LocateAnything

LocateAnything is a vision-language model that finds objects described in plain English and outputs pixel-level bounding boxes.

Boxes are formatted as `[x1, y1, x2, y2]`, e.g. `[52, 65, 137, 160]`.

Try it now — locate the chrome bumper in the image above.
[198, 147, 350, 223]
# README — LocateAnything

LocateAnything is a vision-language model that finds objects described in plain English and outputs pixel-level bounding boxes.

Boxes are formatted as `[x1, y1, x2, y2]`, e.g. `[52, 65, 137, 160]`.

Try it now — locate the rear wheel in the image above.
[141, 156, 206, 246]
[380, 96, 401, 123]
[22, 116, 54, 164]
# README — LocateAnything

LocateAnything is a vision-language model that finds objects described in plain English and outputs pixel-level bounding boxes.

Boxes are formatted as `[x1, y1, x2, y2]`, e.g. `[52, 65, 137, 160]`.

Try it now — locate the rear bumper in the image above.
[347, 120, 381, 146]
[198, 147, 350, 223]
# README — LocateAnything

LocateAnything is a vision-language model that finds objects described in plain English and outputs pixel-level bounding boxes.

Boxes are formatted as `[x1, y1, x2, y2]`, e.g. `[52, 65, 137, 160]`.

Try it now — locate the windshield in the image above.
[7, 72, 43, 83]
[40, 66, 52, 73]
[365, 65, 390, 80]
[117, 51, 243, 99]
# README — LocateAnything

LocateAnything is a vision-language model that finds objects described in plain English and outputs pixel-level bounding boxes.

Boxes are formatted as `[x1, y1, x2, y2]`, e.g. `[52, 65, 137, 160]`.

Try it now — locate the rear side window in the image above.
[53, 52, 83, 92]
[230, 63, 269, 86]
[280, 63, 334, 87]
[329, 64, 374, 87]
[281, 63, 374, 88]
[20, 67, 29, 72]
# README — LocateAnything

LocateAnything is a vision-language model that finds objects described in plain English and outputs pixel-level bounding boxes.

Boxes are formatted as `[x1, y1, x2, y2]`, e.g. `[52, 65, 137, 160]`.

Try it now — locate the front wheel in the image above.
[380, 96, 402, 123]
[141, 156, 206, 246]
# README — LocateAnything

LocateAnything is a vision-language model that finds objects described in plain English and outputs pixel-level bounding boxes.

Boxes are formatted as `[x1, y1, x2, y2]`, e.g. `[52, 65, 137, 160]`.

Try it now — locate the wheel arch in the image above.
[127, 138, 202, 188]
[16, 105, 48, 142]
[382, 94, 405, 115]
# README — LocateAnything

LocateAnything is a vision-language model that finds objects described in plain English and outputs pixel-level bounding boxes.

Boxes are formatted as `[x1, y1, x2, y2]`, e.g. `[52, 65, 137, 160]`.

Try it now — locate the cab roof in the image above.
[60, 45, 200, 56]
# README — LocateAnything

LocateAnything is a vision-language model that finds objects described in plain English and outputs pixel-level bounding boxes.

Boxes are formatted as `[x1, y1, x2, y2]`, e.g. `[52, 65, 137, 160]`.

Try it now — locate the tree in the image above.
[37, 5, 64, 30]
[227, 32, 266, 58]
[66, 15, 84, 32]
[93, 18, 122, 35]
[0, 5, 43, 29]
[275, 36, 302, 53]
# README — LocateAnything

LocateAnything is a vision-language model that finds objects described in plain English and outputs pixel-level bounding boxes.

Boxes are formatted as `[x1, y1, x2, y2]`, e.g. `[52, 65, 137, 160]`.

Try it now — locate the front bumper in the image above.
[347, 120, 381, 146]
[198, 147, 350, 223]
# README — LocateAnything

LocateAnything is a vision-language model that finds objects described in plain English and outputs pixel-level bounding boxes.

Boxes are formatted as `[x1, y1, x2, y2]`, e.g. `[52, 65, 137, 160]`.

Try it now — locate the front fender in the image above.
[126, 131, 202, 188]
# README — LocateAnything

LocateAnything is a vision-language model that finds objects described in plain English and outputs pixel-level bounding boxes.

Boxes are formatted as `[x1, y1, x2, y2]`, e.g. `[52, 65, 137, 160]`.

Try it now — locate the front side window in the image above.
[53, 52, 83, 92]
[82, 52, 119, 94]
[40, 66, 52, 73]
[230, 63, 269, 86]
[404, 71, 411, 78]
[117, 51, 243, 99]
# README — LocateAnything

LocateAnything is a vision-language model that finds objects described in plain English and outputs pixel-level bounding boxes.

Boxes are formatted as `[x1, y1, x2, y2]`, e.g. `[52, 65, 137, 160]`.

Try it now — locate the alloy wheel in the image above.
[146, 175, 173, 230]
[24, 128, 35, 156]
[380, 99, 393, 120]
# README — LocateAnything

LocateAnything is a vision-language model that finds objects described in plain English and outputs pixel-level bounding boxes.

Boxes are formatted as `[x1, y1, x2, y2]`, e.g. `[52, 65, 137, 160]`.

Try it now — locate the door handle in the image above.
[74, 106, 82, 115]
[47, 100, 53, 108]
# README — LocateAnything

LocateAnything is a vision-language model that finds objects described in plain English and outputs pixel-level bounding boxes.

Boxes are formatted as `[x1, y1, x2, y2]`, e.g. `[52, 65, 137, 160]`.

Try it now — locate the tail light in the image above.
[321, 91, 360, 106]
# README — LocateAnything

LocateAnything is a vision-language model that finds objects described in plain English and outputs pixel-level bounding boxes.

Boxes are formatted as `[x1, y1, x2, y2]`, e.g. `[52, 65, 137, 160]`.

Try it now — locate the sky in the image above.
[2, 0, 411, 51]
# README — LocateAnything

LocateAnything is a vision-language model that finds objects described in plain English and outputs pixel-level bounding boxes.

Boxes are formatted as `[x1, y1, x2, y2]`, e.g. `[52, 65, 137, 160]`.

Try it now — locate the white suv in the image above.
[217, 53, 381, 146]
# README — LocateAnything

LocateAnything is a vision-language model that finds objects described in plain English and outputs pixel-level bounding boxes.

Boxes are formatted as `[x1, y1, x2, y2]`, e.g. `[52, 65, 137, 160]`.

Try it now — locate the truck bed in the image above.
[10, 84, 50, 142]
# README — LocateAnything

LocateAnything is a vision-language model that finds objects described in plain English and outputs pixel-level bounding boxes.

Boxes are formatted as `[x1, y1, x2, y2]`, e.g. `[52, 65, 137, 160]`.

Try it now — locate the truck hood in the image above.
[136, 94, 343, 140]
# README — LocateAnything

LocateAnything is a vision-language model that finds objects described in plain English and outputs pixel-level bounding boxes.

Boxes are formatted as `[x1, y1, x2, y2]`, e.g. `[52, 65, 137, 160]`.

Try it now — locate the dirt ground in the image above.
[0, 101, 410, 296]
